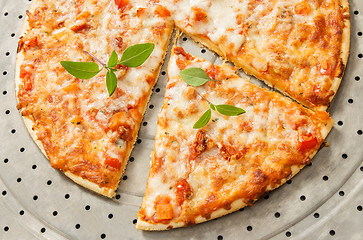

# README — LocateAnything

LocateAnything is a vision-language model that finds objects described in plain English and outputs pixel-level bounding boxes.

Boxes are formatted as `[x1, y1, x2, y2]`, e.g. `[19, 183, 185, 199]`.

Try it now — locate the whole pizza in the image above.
[16, 0, 350, 231]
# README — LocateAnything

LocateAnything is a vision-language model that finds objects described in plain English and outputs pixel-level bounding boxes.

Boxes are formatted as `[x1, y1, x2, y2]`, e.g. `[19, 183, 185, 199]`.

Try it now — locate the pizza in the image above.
[167, 0, 350, 111]
[16, 0, 173, 197]
[136, 46, 334, 230]
[15, 0, 349, 231]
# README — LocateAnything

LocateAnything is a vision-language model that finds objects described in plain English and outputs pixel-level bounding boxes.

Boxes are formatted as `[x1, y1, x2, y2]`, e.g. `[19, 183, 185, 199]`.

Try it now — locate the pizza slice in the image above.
[136, 46, 333, 230]
[16, 0, 173, 197]
[167, 0, 350, 111]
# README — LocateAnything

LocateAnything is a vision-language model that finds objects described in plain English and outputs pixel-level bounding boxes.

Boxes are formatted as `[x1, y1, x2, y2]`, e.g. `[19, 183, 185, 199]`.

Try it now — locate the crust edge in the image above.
[328, 0, 351, 108]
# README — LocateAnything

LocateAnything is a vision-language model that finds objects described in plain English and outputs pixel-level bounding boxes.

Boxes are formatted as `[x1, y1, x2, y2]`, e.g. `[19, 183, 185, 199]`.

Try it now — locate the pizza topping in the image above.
[115, 0, 130, 11]
[108, 109, 142, 141]
[173, 46, 194, 60]
[104, 156, 122, 170]
[192, 7, 208, 22]
[19, 65, 35, 92]
[193, 109, 212, 129]
[70, 23, 92, 33]
[61, 43, 155, 96]
[191, 101, 246, 129]
[200, 193, 217, 219]
[18, 36, 39, 52]
[154, 195, 174, 221]
[318, 59, 334, 76]
[60, 61, 101, 79]
[180, 67, 210, 87]
[192, 130, 208, 156]
[174, 179, 192, 206]
[179, 67, 245, 128]
[71, 116, 82, 125]
[154, 5, 171, 18]
[297, 132, 319, 153]
[294, 1, 312, 15]
[118, 43, 155, 67]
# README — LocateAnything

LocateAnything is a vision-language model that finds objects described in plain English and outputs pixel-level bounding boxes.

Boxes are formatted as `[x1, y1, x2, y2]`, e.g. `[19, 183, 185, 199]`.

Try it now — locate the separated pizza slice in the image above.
[16, 0, 173, 197]
[136, 46, 334, 230]
[167, 0, 350, 111]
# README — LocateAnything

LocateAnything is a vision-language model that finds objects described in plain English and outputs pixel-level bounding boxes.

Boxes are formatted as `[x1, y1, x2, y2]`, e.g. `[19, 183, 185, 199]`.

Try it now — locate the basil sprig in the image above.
[61, 43, 155, 96]
[180, 67, 245, 129]
[193, 103, 245, 129]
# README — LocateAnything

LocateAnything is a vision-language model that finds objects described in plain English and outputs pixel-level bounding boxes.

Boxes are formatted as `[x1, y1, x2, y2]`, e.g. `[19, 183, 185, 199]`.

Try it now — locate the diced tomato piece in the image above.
[115, 0, 129, 10]
[176, 58, 187, 70]
[318, 59, 333, 75]
[19, 66, 34, 91]
[174, 179, 192, 205]
[295, 1, 312, 15]
[136, 8, 146, 18]
[62, 83, 80, 93]
[154, 5, 170, 18]
[173, 47, 194, 60]
[236, 13, 244, 25]
[297, 133, 318, 152]
[104, 157, 121, 170]
[205, 65, 222, 80]
[154, 195, 173, 220]
[70, 23, 91, 32]
[192, 7, 208, 22]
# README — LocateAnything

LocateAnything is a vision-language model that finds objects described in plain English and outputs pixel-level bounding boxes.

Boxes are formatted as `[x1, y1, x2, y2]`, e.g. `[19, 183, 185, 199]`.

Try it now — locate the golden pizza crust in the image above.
[329, 0, 350, 109]
[64, 171, 116, 197]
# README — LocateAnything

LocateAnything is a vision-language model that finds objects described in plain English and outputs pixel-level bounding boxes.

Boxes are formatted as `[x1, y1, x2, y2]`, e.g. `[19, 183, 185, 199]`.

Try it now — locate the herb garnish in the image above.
[180, 67, 211, 86]
[61, 43, 155, 96]
[180, 67, 245, 129]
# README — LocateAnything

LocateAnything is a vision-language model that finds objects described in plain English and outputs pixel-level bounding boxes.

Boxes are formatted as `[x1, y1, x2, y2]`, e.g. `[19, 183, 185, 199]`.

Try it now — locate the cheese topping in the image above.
[137, 47, 333, 228]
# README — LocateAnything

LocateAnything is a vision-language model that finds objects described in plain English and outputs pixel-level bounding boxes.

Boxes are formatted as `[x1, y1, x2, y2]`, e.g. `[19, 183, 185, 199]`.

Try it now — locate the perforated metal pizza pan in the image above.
[0, 0, 362, 239]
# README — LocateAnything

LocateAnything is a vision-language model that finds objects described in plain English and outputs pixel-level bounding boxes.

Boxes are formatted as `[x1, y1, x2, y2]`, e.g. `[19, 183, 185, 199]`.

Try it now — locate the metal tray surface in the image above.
[0, 0, 362, 239]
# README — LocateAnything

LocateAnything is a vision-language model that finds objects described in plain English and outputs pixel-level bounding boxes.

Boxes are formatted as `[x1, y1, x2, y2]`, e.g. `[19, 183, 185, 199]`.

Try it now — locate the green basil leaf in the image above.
[215, 104, 246, 116]
[60, 61, 100, 79]
[180, 67, 211, 87]
[106, 70, 117, 96]
[107, 50, 118, 68]
[210, 103, 216, 110]
[118, 43, 154, 67]
[193, 109, 211, 129]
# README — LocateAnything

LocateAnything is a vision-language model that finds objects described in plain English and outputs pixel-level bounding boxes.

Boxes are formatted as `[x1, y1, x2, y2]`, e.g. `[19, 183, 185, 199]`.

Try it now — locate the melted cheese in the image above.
[137, 47, 333, 229]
